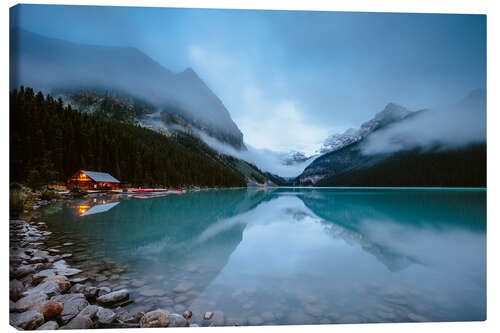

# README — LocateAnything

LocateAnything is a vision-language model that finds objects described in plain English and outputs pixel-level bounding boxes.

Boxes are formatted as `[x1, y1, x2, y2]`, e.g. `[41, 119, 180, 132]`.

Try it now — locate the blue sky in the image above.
[11, 4, 486, 154]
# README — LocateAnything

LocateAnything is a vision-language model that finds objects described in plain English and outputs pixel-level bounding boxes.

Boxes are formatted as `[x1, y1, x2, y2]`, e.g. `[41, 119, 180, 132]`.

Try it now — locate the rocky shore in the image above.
[9, 219, 211, 330]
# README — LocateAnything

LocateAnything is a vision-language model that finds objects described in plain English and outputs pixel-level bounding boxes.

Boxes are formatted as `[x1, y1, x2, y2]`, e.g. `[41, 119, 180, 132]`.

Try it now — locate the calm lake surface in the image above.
[39, 188, 486, 325]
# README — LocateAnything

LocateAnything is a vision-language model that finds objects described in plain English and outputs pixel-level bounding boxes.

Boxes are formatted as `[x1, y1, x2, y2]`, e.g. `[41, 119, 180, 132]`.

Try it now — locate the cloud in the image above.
[361, 89, 486, 154]
[187, 45, 330, 155]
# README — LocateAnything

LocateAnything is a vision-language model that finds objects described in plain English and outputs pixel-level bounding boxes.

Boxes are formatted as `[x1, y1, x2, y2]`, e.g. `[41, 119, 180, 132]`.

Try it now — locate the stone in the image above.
[204, 311, 214, 320]
[37, 320, 59, 330]
[96, 289, 129, 306]
[139, 309, 171, 328]
[183, 310, 193, 319]
[62, 315, 94, 329]
[33, 269, 57, 283]
[115, 308, 136, 323]
[42, 275, 71, 292]
[30, 256, 48, 264]
[63, 242, 74, 246]
[24, 281, 61, 298]
[97, 307, 117, 325]
[170, 313, 189, 327]
[97, 286, 111, 297]
[15, 292, 49, 312]
[10, 300, 16, 313]
[51, 293, 89, 324]
[10, 279, 25, 301]
[79, 305, 100, 319]
[70, 276, 89, 284]
[10, 310, 45, 330]
[14, 264, 43, 279]
[30, 300, 63, 319]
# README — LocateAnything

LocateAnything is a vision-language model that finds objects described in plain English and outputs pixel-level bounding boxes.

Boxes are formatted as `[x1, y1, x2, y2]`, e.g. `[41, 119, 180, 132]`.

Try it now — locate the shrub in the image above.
[40, 190, 62, 201]
[10, 190, 26, 217]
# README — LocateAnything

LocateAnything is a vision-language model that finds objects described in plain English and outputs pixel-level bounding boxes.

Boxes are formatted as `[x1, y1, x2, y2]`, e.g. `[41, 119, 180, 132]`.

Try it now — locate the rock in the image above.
[140, 309, 171, 328]
[37, 320, 59, 330]
[10, 300, 17, 313]
[30, 300, 63, 319]
[70, 276, 89, 284]
[97, 307, 117, 325]
[15, 292, 49, 312]
[14, 264, 43, 279]
[10, 279, 25, 301]
[62, 315, 94, 329]
[97, 286, 111, 297]
[170, 313, 189, 327]
[29, 256, 48, 264]
[43, 274, 72, 292]
[33, 269, 57, 283]
[79, 305, 100, 319]
[204, 311, 214, 320]
[96, 289, 129, 306]
[95, 275, 108, 282]
[183, 310, 192, 319]
[24, 281, 61, 298]
[51, 293, 89, 324]
[114, 308, 136, 323]
[10, 310, 45, 330]
[57, 267, 82, 277]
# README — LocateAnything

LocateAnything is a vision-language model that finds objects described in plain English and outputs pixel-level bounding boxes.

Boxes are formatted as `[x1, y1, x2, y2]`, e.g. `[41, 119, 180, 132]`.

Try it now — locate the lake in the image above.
[38, 188, 486, 325]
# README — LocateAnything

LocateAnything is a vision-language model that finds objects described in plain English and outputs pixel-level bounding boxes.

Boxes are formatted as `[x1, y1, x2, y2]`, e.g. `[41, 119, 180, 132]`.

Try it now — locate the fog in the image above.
[195, 131, 317, 178]
[362, 89, 486, 155]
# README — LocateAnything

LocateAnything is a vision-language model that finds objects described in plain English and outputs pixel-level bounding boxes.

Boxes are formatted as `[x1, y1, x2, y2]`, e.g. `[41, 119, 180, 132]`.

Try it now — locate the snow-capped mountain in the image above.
[319, 103, 413, 154]
[280, 151, 314, 166]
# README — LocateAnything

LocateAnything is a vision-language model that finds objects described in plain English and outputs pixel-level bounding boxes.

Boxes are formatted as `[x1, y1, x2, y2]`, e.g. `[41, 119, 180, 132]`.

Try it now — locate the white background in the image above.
[2, 1, 498, 332]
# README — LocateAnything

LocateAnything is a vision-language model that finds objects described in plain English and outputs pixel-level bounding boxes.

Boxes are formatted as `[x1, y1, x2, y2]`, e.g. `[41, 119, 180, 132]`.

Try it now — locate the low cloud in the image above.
[361, 89, 486, 155]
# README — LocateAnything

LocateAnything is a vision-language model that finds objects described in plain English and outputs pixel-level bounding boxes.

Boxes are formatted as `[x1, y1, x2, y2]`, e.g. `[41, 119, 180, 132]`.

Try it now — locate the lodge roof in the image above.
[81, 170, 120, 183]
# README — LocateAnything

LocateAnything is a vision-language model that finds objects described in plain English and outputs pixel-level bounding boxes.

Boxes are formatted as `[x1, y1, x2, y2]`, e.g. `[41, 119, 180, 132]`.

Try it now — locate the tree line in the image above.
[10, 87, 247, 188]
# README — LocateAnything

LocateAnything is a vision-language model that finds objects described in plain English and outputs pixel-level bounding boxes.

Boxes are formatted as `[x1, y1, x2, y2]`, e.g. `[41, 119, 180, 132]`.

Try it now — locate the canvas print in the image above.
[9, 4, 486, 330]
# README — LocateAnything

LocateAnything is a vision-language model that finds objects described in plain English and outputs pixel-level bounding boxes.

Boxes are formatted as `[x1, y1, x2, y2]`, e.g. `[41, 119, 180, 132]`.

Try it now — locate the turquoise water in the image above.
[40, 188, 486, 325]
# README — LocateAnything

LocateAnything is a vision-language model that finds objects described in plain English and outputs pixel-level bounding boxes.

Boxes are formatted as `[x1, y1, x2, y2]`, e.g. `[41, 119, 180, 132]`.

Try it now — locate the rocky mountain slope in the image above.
[10, 27, 245, 150]
[294, 90, 486, 187]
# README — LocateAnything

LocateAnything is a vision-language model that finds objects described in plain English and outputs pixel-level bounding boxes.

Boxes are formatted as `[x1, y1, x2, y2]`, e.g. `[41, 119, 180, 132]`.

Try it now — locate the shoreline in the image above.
[9, 217, 216, 329]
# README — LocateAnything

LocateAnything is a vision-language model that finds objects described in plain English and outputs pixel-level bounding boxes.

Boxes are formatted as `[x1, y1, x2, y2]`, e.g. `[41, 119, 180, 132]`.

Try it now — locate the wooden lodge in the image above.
[67, 170, 120, 190]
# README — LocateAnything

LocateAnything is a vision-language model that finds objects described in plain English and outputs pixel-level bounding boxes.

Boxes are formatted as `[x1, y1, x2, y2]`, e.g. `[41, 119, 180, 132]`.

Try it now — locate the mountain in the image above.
[295, 91, 486, 187]
[318, 103, 414, 154]
[10, 27, 245, 150]
[280, 150, 314, 166]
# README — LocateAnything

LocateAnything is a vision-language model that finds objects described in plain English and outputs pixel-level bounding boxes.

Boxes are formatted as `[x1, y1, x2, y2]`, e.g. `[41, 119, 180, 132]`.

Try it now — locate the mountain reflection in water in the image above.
[40, 188, 486, 325]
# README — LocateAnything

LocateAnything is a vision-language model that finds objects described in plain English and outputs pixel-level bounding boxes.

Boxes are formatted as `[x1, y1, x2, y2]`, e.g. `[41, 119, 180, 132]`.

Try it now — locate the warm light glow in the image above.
[77, 205, 91, 215]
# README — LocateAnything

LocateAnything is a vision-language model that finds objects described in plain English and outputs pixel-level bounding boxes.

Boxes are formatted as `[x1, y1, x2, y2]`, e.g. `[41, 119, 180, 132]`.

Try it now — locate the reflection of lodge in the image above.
[67, 196, 121, 216]
[67, 170, 120, 190]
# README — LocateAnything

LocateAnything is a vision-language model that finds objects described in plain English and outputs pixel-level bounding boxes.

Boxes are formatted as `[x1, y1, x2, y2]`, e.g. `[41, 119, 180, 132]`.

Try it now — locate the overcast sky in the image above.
[11, 5, 486, 154]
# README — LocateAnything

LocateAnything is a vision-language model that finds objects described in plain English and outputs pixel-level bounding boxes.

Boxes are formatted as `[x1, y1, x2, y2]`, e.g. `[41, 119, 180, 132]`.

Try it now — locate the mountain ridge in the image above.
[10, 27, 245, 150]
